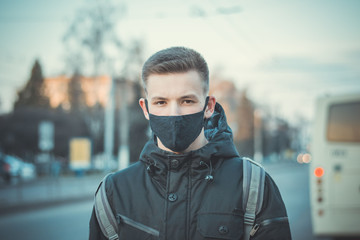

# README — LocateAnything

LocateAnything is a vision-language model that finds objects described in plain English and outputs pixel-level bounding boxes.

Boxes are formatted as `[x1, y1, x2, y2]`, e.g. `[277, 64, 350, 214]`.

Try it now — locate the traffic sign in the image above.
[38, 121, 54, 151]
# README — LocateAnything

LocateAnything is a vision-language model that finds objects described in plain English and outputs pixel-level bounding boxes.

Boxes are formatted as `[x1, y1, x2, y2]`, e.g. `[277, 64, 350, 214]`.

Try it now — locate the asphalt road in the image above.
[264, 162, 331, 240]
[0, 199, 93, 240]
[0, 162, 331, 240]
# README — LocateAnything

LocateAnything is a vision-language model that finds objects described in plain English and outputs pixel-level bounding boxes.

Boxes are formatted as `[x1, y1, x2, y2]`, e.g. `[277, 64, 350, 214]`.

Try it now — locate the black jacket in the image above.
[89, 103, 291, 240]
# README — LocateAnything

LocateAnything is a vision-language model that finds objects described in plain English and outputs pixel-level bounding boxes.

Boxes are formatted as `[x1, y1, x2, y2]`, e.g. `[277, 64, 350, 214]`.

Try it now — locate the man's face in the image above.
[143, 70, 207, 117]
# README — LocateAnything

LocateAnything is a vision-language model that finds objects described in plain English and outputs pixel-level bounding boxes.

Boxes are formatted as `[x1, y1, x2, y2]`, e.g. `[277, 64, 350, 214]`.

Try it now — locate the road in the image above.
[264, 162, 331, 240]
[0, 200, 94, 240]
[0, 162, 329, 240]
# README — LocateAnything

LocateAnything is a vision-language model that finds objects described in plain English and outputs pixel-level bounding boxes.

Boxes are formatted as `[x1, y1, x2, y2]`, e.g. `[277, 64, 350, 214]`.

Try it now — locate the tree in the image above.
[67, 71, 87, 112]
[62, 0, 147, 165]
[0, 107, 90, 161]
[14, 60, 50, 109]
[63, 0, 125, 76]
[236, 89, 255, 158]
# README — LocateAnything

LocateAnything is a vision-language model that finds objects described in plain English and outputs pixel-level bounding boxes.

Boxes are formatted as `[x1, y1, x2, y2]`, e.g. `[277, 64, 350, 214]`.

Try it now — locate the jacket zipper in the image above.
[117, 214, 160, 237]
[249, 217, 288, 237]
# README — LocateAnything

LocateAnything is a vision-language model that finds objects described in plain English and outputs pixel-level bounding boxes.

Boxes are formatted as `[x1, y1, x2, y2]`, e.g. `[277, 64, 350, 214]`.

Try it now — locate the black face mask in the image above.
[145, 97, 209, 152]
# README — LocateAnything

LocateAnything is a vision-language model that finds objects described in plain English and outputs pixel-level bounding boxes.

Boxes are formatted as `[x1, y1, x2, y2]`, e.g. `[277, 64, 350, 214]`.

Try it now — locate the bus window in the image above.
[327, 101, 360, 142]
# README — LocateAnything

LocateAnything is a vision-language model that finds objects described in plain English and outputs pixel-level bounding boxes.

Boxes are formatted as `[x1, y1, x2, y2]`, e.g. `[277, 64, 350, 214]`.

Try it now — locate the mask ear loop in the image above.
[203, 96, 210, 112]
[145, 99, 158, 145]
[144, 99, 150, 114]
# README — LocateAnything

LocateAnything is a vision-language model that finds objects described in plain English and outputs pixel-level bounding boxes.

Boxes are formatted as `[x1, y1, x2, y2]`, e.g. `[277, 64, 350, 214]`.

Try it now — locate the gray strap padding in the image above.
[94, 173, 119, 240]
[242, 157, 265, 240]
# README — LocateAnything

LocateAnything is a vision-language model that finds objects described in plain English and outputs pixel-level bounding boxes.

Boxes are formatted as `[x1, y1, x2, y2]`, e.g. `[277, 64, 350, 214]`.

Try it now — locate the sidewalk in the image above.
[0, 173, 106, 215]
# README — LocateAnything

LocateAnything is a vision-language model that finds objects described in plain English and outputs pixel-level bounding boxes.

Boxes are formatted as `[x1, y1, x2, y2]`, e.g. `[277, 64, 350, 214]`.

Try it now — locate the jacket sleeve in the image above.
[251, 173, 292, 240]
[89, 174, 117, 240]
[89, 207, 107, 240]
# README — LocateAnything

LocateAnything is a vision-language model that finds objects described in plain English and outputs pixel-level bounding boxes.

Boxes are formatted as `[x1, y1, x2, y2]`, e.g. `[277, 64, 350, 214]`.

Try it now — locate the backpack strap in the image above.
[242, 157, 265, 240]
[94, 173, 119, 240]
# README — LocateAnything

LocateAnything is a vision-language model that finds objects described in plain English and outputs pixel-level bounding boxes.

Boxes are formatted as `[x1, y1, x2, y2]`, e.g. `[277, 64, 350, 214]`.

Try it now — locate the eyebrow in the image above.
[150, 95, 199, 102]
[150, 96, 168, 102]
[180, 94, 198, 100]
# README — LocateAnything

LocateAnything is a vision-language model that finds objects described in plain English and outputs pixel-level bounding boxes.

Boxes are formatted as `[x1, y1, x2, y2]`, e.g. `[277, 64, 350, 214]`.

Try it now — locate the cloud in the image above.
[344, 49, 360, 62]
[258, 56, 349, 73]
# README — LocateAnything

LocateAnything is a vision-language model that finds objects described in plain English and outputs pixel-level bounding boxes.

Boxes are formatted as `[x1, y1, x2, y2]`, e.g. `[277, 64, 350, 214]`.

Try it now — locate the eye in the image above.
[182, 99, 195, 105]
[154, 100, 166, 106]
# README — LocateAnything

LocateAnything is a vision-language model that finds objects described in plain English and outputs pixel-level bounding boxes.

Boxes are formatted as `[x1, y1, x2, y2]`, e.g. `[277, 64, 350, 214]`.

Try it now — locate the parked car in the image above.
[0, 155, 36, 183]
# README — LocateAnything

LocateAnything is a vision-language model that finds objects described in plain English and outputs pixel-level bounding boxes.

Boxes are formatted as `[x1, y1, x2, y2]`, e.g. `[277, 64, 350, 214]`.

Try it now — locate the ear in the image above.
[139, 98, 150, 120]
[204, 96, 216, 119]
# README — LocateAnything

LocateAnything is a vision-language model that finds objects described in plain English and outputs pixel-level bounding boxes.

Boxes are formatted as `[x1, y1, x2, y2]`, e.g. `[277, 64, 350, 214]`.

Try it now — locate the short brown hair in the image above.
[141, 47, 209, 93]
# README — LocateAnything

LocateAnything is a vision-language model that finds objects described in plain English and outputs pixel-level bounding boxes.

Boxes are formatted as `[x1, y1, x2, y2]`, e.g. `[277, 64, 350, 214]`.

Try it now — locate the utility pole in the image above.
[104, 76, 115, 171]
[254, 109, 263, 163]
[117, 78, 130, 170]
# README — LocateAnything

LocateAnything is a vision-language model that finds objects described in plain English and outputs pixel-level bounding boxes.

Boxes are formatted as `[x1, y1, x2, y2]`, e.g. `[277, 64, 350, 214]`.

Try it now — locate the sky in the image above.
[0, 0, 360, 123]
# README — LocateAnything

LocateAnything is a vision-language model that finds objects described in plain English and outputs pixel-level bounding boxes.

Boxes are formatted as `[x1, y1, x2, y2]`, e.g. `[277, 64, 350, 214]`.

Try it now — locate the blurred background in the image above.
[0, 0, 359, 240]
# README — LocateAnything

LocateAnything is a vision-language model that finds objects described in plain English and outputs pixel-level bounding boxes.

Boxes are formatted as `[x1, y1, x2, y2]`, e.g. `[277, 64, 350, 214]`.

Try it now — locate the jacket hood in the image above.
[139, 102, 239, 168]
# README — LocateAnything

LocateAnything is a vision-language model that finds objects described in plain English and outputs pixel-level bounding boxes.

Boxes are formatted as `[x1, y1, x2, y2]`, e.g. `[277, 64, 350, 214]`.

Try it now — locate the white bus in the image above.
[310, 93, 360, 239]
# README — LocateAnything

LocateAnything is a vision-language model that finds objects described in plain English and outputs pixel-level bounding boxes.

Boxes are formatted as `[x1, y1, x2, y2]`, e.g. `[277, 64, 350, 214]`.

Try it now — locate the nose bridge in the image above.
[169, 101, 181, 116]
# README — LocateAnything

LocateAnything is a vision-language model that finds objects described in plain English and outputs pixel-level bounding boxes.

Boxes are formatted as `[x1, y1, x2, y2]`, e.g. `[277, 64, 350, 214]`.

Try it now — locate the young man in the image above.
[89, 47, 292, 240]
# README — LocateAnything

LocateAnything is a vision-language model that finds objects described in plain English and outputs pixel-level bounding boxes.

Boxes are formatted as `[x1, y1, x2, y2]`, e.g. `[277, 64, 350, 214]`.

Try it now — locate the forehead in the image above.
[146, 71, 205, 98]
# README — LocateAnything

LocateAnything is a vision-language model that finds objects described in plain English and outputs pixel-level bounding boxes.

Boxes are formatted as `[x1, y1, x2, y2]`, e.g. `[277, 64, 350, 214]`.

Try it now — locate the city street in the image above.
[264, 162, 331, 240]
[0, 199, 93, 240]
[0, 162, 331, 240]
[0, 2, 359, 240]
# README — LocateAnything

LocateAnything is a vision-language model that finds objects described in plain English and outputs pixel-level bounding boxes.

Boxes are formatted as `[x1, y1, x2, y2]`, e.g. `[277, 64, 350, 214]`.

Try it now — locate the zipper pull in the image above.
[250, 224, 260, 237]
